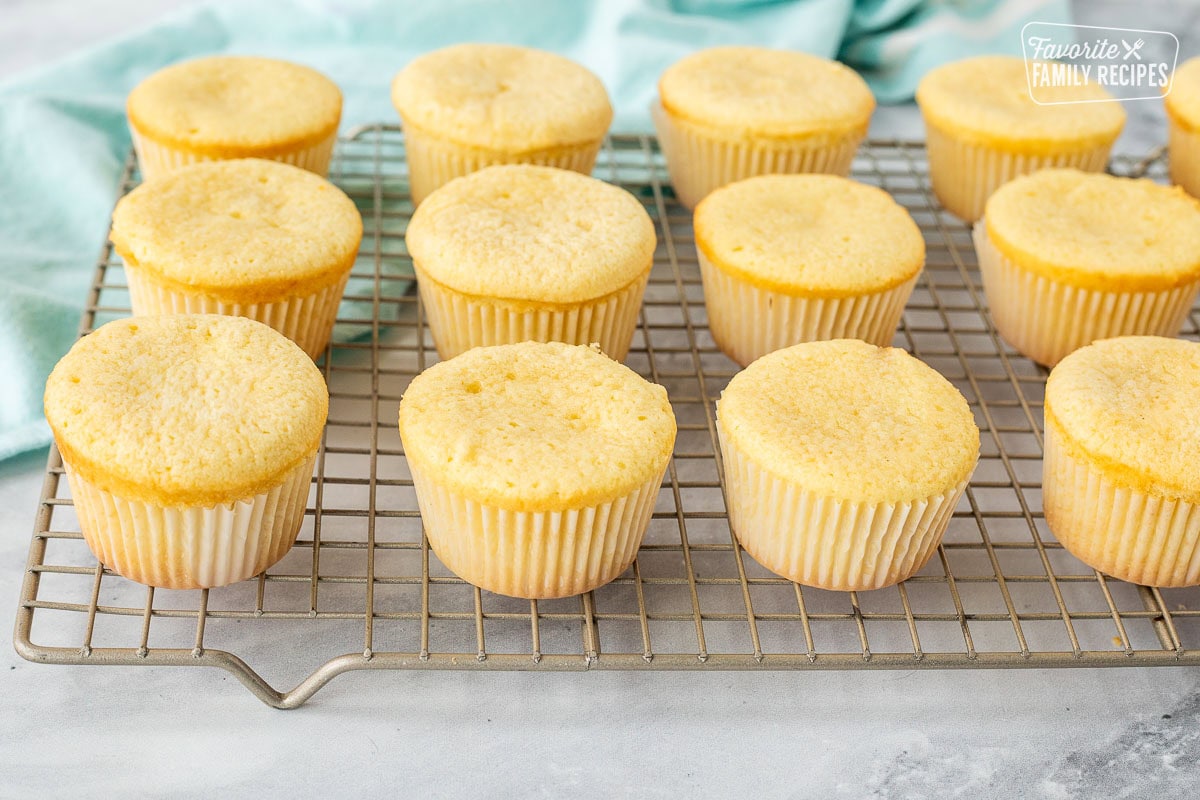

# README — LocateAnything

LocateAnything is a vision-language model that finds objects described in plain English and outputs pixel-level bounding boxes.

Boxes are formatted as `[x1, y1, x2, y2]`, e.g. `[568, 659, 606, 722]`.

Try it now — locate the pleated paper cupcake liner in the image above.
[414, 264, 649, 361]
[64, 452, 316, 590]
[400, 123, 603, 206]
[1043, 418, 1200, 587]
[698, 251, 915, 367]
[1168, 118, 1200, 199]
[923, 120, 1113, 223]
[651, 101, 864, 210]
[974, 224, 1198, 367]
[125, 267, 350, 360]
[717, 422, 969, 591]
[408, 460, 664, 599]
[130, 126, 338, 181]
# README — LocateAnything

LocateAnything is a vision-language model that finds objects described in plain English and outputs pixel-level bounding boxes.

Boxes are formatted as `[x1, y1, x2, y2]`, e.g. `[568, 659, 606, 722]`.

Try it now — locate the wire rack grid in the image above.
[13, 127, 1200, 708]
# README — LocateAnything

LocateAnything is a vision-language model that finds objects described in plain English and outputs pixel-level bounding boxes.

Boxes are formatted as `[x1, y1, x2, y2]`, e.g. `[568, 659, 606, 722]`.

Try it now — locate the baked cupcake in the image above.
[391, 44, 612, 205]
[916, 56, 1124, 222]
[1166, 57, 1200, 198]
[652, 46, 874, 209]
[44, 315, 328, 589]
[110, 158, 363, 359]
[695, 174, 923, 366]
[1044, 337, 1200, 587]
[405, 164, 655, 360]
[717, 339, 979, 591]
[127, 55, 342, 180]
[976, 169, 1200, 367]
[398, 341, 676, 599]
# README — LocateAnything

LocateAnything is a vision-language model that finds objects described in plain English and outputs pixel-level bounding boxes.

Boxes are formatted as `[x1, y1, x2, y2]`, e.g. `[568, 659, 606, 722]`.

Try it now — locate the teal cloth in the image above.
[0, 0, 1068, 460]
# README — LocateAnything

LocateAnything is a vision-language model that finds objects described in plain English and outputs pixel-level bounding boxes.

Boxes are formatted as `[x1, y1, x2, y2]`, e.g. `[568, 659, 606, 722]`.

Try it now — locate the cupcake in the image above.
[391, 44, 613, 205]
[43, 315, 328, 589]
[405, 164, 655, 361]
[1044, 337, 1200, 587]
[398, 341, 676, 599]
[1166, 57, 1200, 198]
[976, 168, 1200, 367]
[110, 158, 363, 360]
[127, 55, 342, 180]
[652, 46, 874, 209]
[694, 174, 923, 366]
[717, 339, 979, 591]
[916, 56, 1124, 222]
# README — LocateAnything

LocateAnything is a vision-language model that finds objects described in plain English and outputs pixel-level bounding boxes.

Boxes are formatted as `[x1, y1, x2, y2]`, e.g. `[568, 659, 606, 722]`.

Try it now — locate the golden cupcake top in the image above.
[110, 159, 362, 304]
[658, 47, 874, 140]
[44, 315, 328, 506]
[127, 56, 342, 154]
[1166, 57, 1200, 131]
[916, 56, 1125, 149]
[694, 174, 924, 296]
[984, 169, 1200, 292]
[398, 342, 676, 512]
[1046, 336, 1200, 503]
[405, 165, 656, 303]
[391, 44, 613, 152]
[717, 339, 979, 504]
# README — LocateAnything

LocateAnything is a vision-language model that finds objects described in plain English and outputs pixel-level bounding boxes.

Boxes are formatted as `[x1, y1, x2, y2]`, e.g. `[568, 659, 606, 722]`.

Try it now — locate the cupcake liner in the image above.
[1043, 417, 1200, 587]
[125, 267, 351, 360]
[63, 453, 316, 590]
[401, 123, 603, 206]
[717, 421, 969, 591]
[130, 126, 338, 181]
[408, 459, 664, 599]
[651, 101, 864, 210]
[1168, 117, 1200, 199]
[414, 264, 649, 361]
[974, 224, 1198, 367]
[923, 120, 1113, 223]
[698, 250, 916, 367]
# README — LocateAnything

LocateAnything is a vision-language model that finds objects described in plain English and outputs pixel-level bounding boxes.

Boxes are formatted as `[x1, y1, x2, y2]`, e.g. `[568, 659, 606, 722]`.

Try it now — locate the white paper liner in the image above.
[130, 126, 338, 180]
[923, 120, 1114, 223]
[717, 421, 969, 591]
[125, 268, 350, 360]
[64, 453, 315, 590]
[651, 100, 864, 210]
[408, 460, 664, 599]
[400, 123, 603, 205]
[414, 264, 649, 361]
[698, 250, 916, 367]
[974, 223, 1198, 366]
[1168, 117, 1200, 199]
[1043, 418, 1200, 587]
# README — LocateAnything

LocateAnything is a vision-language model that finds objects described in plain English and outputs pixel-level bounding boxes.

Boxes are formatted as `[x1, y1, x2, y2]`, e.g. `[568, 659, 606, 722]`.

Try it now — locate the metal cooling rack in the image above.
[14, 128, 1200, 708]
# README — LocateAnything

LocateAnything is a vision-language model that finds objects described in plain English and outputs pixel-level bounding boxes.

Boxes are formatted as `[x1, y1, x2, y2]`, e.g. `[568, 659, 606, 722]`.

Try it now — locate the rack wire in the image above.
[14, 128, 1200, 708]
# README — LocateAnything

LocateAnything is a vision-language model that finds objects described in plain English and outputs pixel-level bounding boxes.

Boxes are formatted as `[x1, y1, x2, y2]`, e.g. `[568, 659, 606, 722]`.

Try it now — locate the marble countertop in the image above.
[3, 1, 1199, 797]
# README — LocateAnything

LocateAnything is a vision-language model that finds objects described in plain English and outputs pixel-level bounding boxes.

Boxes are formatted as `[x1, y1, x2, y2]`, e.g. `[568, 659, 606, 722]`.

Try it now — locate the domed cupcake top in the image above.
[110, 159, 362, 304]
[127, 56, 342, 153]
[398, 342, 676, 512]
[984, 169, 1200, 291]
[694, 174, 924, 296]
[391, 44, 613, 152]
[405, 165, 655, 303]
[1046, 336, 1200, 503]
[44, 315, 328, 506]
[717, 339, 979, 504]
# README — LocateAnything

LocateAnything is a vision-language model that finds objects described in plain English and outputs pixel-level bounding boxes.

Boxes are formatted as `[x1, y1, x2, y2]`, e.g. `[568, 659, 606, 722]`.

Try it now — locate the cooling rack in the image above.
[14, 127, 1199, 708]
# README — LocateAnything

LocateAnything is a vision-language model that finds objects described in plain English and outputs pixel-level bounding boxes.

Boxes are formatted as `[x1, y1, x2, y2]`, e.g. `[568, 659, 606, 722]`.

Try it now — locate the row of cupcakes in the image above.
[124, 47, 1200, 218]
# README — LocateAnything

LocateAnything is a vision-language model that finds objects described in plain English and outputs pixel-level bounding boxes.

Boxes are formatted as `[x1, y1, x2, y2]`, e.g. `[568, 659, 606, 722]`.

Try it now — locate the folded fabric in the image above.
[0, 0, 1068, 461]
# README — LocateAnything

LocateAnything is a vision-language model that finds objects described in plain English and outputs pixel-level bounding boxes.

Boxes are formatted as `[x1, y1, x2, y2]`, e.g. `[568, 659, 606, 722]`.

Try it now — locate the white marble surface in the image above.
[3, 1, 1200, 797]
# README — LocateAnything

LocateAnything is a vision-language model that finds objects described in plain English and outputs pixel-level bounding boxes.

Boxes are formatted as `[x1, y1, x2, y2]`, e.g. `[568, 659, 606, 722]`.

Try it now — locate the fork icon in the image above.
[1122, 38, 1145, 60]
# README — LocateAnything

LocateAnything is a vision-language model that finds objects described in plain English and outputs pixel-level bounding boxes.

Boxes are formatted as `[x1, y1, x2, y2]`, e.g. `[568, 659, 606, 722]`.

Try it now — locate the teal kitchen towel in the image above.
[0, 0, 1068, 460]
